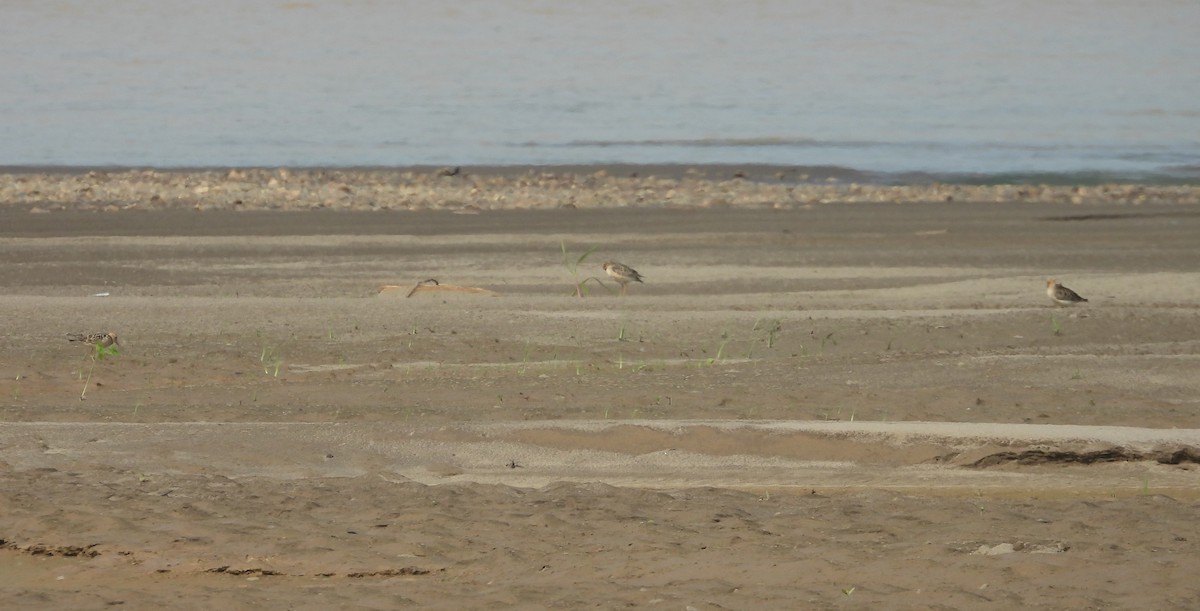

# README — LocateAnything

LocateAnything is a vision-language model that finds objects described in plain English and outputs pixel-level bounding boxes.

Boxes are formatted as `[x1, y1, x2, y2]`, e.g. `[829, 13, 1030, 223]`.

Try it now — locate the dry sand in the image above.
[2, 168, 1199, 609]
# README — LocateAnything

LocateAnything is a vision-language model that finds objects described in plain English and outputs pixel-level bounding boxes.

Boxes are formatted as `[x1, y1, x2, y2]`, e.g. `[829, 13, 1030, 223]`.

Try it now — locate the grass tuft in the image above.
[561, 241, 607, 297]
[80, 342, 120, 401]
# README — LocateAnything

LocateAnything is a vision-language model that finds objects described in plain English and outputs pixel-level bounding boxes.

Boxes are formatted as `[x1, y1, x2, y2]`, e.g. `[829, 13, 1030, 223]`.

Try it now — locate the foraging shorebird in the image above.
[67, 332, 120, 348]
[602, 261, 644, 296]
[1046, 278, 1088, 306]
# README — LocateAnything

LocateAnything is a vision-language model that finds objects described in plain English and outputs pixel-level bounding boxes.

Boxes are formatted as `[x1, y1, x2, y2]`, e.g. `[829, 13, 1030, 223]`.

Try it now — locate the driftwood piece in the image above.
[377, 278, 498, 298]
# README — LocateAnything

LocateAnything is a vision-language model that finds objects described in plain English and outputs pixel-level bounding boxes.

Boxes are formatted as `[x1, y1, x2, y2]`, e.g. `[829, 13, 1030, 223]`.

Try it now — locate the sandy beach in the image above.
[2, 167, 1199, 609]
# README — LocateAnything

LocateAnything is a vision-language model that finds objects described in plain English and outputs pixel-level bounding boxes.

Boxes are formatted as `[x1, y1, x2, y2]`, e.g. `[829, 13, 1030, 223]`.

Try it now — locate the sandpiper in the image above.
[67, 332, 120, 348]
[1046, 278, 1087, 306]
[602, 261, 644, 296]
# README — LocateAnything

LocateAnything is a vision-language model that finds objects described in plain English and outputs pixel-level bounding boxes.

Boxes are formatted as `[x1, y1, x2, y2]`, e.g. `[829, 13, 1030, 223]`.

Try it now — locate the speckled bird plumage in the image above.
[602, 261, 644, 296]
[67, 332, 120, 348]
[1046, 278, 1087, 306]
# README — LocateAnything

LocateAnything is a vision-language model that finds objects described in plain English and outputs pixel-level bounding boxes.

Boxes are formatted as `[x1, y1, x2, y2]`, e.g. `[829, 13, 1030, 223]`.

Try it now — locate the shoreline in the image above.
[3, 162, 1199, 185]
[4, 166, 1200, 214]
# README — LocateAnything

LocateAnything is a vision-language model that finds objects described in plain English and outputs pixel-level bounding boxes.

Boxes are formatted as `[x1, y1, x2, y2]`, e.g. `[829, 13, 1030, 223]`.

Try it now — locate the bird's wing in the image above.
[1055, 285, 1085, 301]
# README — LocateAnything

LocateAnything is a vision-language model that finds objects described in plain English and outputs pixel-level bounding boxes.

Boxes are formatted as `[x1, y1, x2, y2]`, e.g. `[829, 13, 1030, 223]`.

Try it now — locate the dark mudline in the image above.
[969, 446, 1200, 468]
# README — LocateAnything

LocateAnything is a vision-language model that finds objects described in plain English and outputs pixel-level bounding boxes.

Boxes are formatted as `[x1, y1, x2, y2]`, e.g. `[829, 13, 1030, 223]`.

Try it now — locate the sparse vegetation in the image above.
[260, 345, 283, 377]
[561, 241, 606, 297]
[80, 341, 120, 401]
[753, 317, 783, 348]
[519, 342, 532, 374]
[820, 331, 837, 349]
[705, 338, 730, 367]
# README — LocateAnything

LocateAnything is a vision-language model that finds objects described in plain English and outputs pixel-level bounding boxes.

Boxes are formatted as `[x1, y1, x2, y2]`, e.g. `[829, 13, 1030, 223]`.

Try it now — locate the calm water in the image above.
[3, 0, 1199, 180]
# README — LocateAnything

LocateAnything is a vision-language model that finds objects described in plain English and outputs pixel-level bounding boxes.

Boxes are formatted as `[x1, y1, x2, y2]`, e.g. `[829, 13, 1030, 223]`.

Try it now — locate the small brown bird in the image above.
[603, 261, 644, 296]
[67, 332, 120, 348]
[1046, 278, 1088, 306]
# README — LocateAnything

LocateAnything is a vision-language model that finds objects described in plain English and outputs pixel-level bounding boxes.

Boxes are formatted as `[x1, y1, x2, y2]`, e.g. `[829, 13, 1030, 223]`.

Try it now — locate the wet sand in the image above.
[2, 168, 1199, 608]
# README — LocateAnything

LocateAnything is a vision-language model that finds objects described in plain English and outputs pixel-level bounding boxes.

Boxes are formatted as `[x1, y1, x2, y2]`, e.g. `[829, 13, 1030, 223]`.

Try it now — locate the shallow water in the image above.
[3, 0, 1199, 179]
